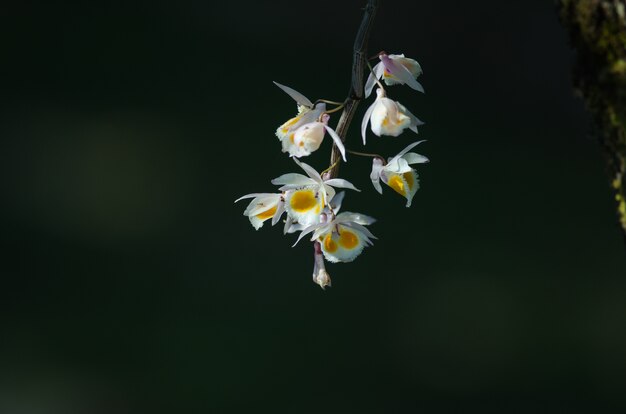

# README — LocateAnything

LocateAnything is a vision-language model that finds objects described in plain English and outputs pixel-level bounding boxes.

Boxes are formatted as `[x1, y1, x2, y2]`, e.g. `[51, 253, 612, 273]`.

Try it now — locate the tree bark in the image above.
[557, 0, 626, 243]
[328, 0, 379, 179]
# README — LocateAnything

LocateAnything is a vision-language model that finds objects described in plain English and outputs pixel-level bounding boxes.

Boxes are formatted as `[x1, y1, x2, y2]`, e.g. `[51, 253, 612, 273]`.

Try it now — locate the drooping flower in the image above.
[361, 88, 423, 144]
[282, 113, 346, 161]
[365, 53, 424, 98]
[370, 140, 429, 207]
[274, 81, 345, 159]
[295, 211, 376, 263]
[234, 193, 286, 230]
[272, 159, 359, 227]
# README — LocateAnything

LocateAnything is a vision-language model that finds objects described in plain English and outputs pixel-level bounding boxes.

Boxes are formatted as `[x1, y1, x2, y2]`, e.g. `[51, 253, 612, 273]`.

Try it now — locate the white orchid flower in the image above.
[294, 211, 376, 263]
[370, 140, 429, 207]
[365, 53, 424, 98]
[273, 81, 325, 141]
[281, 113, 346, 161]
[234, 193, 286, 230]
[361, 88, 424, 144]
[271, 159, 359, 228]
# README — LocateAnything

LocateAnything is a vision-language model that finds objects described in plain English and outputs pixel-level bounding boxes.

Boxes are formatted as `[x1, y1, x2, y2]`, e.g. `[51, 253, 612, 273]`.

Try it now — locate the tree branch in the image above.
[327, 0, 379, 179]
[558, 0, 626, 243]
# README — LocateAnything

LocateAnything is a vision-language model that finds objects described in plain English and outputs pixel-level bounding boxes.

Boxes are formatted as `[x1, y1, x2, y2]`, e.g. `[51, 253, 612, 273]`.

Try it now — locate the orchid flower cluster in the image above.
[236, 53, 429, 289]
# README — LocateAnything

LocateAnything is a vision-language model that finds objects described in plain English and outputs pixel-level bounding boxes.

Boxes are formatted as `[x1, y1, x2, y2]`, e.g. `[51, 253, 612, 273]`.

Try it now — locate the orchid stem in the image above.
[320, 104, 346, 120]
[327, 0, 379, 179]
[347, 149, 385, 160]
[315, 99, 345, 106]
[321, 158, 341, 177]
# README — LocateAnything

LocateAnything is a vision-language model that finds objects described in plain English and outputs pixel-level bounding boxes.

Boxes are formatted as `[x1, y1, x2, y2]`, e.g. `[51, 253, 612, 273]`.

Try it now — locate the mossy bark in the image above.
[558, 0, 626, 243]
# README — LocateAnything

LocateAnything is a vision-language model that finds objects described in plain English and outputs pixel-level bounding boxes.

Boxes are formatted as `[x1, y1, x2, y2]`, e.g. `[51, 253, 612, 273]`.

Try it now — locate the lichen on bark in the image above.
[558, 0, 626, 242]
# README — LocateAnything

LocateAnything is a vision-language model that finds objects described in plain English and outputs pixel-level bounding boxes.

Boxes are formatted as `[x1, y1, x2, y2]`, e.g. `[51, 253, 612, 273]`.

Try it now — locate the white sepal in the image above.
[370, 158, 384, 194]
[323, 178, 360, 192]
[271, 197, 286, 226]
[361, 100, 377, 145]
[364, 62, 385, 99]
[273, 81, 313, 108]
[271, 173, 315, 188]
[323, 125, 346, 162]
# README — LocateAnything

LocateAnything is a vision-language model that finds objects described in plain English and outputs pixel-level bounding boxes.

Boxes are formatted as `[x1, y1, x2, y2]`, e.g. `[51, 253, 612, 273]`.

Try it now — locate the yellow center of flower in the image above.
[388, 174, 406, 196]
[338, 230, 359, 249]
[323, 234, 338, 253]
[255, 206, 277, 220]
[290, 189, 318, 212]
[403, 171, 415, 190]
[382, 118, 389, 126]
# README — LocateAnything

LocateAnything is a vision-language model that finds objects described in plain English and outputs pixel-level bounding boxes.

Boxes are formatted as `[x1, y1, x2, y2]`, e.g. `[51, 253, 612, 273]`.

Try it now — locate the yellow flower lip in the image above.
[387, 174, 406, 196]
[338, 230, 358, 249]
[323, 234, 338, 253]
[255, 206, 277, 220]
[289, 189, 318, 212]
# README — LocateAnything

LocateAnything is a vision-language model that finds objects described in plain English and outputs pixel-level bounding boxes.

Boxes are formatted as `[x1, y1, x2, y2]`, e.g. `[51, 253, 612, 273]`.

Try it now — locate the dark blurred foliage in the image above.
[1, 1, 626, 413]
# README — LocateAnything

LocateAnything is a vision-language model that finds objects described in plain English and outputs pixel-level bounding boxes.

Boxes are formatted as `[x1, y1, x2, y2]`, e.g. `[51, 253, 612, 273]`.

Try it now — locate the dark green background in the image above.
[2, 1, 626, 412]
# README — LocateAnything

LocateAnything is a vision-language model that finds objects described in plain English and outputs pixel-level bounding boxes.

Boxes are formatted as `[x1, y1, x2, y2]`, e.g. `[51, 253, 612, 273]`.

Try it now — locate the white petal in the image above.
[329, 191, 345, 214]
[399, 104, 424, 134]
[323, 125, 346, 161]
[389, 54, 422, 78]
[361, 100, 377, 145]
[271, 173, 314, 187]
[386, 157, 412, 174]
[234, 193, 267, 203]
[293, 158, 322, 183]
[323, 185, 336, 207]
[370, 158, 384, 194]
[292, 223, 324, 247]
[403, 152, 429, 165]
[248, 215, 264, 230]
[244, 195, 280, 217]
[389, 140, 427, 164]
[336, 212, 376, 226]
[283, 214, 294, 234]
[273, 81, 313, 107]
[324, 178, 360, 192]
[271, 197, 286, 226]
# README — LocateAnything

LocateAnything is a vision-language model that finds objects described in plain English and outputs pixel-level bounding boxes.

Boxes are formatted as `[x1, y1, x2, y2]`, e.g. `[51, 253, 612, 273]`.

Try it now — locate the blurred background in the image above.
[2, 0, 626, 413]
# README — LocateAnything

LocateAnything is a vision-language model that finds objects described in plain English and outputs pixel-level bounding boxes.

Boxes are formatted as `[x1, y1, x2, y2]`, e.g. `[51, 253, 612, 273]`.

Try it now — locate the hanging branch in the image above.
[327, 0, 379, 179]
[558, 0, 626, 243]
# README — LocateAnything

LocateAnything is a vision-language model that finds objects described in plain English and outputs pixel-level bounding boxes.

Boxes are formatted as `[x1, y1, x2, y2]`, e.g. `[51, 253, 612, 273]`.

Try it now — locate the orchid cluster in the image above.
[236, 53, 429, 289]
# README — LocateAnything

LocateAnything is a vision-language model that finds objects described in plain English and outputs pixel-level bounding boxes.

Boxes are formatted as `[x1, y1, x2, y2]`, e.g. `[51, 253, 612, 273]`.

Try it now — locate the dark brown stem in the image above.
[557, 0, 626, 244]
[327, 0, 379, 178]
